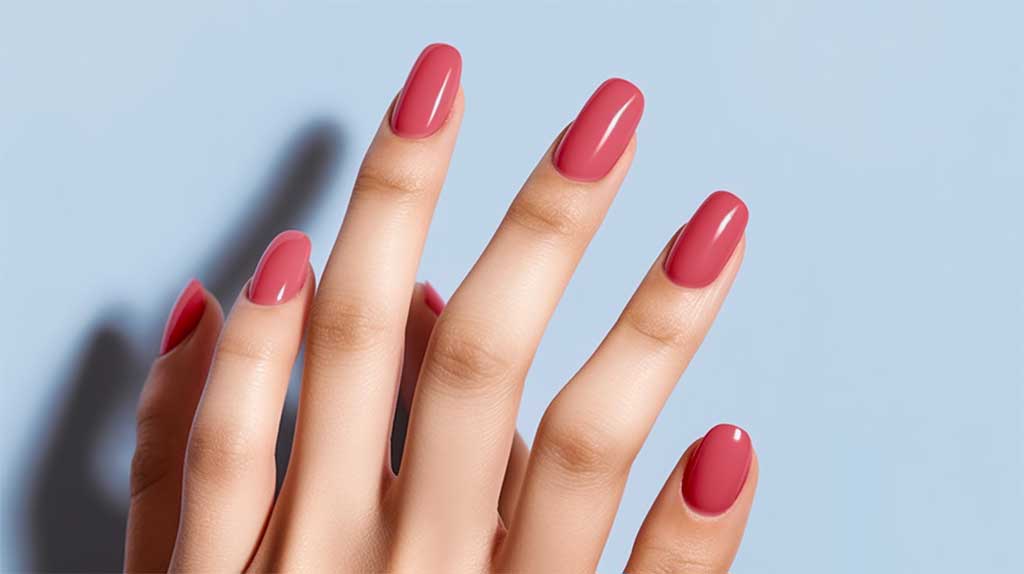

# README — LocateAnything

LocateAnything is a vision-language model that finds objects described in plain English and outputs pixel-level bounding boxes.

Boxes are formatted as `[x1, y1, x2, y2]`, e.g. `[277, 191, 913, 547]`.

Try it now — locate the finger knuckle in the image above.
[619, 299, 697, 353]
[631, 541, 727, 574]
[215, 329, 281, 365]
[424, 319, 517, 396]
[534, 408, 630, 486]
[353, 162, 430, 205]
[307, 292, 393, 356]
[185, 420, 263, 482]
[505, 185, 593, 241]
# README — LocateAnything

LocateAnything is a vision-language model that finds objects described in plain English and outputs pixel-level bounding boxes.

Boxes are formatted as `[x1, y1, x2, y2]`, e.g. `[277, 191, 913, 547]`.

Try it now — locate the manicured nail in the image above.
[160, 278, 206, 355]
[248, 230, 311, 305]
[423, 281, 446, 315]
[390, 43, 462, 138]
[664, 191, 748, 288]
[552, 78, 644, 182]
[682, 424, 753, 516]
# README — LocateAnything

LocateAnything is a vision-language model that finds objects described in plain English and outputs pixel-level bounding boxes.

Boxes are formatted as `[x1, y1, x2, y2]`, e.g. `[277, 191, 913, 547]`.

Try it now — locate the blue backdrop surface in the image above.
[2, 1, 1021, 572]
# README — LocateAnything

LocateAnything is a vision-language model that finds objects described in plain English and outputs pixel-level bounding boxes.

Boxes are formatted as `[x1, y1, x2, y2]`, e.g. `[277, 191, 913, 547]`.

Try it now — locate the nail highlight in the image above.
[664, 191, 748, 288]
[682, 424, 752, 516]
[423, 281, 446, 315]
[248, 230, 311, 305]
[160, 278, 206, 355]
[390, 43, 462, 138]
[553, 78, 644, 182]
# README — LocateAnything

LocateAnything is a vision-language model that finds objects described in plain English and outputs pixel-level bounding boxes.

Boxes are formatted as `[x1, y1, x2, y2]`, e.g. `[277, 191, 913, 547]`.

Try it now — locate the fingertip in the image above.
[248, 230, 313, 306]
[390, 43, 462, 139]
[681, 424, 754, 517]
[552, 77, 643, 182]
[664, 192, 749, 289]
[625, 424, 757, 574]
[422, 281, 446, 316]
[159, 279, 207, 356]
[158, 281, 223, 360]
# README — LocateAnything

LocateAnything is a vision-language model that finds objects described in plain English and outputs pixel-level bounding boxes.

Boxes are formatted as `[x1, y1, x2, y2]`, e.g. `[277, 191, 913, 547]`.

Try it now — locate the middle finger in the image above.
[285, 44, 463, 511]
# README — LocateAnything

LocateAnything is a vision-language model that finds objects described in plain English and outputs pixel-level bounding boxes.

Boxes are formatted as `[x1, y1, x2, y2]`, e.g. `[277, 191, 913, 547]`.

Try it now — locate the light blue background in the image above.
[2, 1, 1021, 572]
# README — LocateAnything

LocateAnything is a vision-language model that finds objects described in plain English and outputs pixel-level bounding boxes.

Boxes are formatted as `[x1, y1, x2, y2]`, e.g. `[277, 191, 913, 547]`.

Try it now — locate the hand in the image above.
[124, 43, 757, 573]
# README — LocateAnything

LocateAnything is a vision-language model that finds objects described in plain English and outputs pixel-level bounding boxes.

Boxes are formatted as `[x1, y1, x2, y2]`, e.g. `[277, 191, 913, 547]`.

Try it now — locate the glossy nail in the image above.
[664, 191, 748, 288]
[423, 281, 446, 315]
[248, 230, 311, 305]
[682, 424, 753, 516]
[390, 43, 462, 138]
[553, 78, 644, 182]
[160, 278, 206, 355]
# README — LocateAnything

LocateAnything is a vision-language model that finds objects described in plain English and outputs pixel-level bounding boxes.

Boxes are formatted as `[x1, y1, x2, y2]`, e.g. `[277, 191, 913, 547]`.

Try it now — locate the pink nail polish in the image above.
[390, 43, 462, 139]
[248, 230, 311, 305]
[160, 278, 206, 355]
[682, 424, 752, 516]
[664, 191, 748, 288]
[423, 281, 446, 315]
[552, 78, 644, 182]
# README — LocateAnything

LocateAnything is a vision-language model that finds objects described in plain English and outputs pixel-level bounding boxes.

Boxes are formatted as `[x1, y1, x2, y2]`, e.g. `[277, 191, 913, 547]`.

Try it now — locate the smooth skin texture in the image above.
[125, 43, 757, 573]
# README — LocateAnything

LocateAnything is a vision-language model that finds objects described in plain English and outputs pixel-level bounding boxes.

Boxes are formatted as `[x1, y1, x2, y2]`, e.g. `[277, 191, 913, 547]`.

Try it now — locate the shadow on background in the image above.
[25, 120, 345, 572]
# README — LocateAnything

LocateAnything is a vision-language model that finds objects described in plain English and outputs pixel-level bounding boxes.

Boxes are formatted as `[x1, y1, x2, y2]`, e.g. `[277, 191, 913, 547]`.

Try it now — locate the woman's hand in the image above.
[124, 43, 757, 573]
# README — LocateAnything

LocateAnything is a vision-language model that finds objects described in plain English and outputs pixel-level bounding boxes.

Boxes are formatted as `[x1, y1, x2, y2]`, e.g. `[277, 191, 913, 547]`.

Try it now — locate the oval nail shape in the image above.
[664, 191, 748, 288]
[390, 43, 462, 139]
[249, 230, 312, 305]
[160, 278, 206, 355]
[682, 423, 753, 516]
[553, 78, 644, 182]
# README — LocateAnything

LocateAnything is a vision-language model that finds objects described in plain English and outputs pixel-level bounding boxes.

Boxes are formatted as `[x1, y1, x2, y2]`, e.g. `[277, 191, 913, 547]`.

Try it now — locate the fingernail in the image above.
[160, 278, 206, 355]
[248, 230, 312, 305]
[664, 191, 748, 288]
[390, 43, 462, 138]
[423, 281, 446, 315]
[682, 424, 753, 516]
[552, 78, 644, 182]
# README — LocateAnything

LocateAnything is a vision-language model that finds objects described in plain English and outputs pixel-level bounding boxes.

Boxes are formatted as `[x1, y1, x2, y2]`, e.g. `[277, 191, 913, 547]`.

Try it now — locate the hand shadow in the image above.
[24, 120, 344, 572]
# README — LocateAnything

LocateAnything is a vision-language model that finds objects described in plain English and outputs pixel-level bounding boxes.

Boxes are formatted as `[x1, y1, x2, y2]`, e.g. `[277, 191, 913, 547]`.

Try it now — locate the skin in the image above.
[125, 87, 758, 573]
